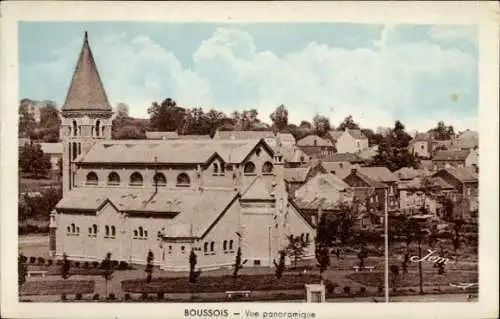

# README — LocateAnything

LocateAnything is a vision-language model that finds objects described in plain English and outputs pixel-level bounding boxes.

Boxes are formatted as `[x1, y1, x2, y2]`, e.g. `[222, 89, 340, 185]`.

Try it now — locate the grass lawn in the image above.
[347, 271, 478, 288]
[19, 176, 61, 193]
[122, 274, 320, 294]
[20, 280, 95, 296]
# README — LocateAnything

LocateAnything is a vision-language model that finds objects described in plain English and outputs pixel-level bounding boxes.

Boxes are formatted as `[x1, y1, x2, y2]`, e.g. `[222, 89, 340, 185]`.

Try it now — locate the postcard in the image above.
[1, 1, 498, 319]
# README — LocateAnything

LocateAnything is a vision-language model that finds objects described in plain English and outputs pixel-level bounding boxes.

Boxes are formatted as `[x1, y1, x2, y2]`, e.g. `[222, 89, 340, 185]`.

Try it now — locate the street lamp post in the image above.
[384, 187, 391, 303]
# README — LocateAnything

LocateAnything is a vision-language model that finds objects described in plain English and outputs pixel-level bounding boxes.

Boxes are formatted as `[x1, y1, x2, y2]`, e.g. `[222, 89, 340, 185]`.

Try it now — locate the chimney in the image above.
[351, 168, 357, 175]
[331, 170, 336, 175]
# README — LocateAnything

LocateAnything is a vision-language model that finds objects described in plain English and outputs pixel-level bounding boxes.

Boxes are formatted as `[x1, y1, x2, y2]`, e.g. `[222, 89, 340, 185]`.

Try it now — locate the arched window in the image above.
[138, 227, 143, 237]
[176, 173, 190, 187]
[229, 240, 234, 251]
[181, 246, 185, 254]
[144, 230, 148, 237]
[95, 120, 101, 137]
[111, 226, 116, 237]
[86, 172, 99, 185]
[107, 172, 120, 185]
[72, 142, 77, 161]
[213, 163, 219, 174]
[204, 242, 208, 253]
[71, 223, 75, 233]
[210, 241, 215, 252]
[134, 230, 138, 237]
[130, 172, 143, 186]
[66, 226, 70, 233]
[244, 162, 256, 175]
[101, 125, 105, 137]
[153, 173, 167, 187]
[223, 240, 227, 251]
[72, 120, 78, 136]
[92, 224, 97, 234]
[305, 233, 310, 242]
[76, 227, 80, 234]
[105, 225, 109, 236]
[88, 227, 92, 234]
[300, 233, 304, 241]
[262, 161, 274, 174]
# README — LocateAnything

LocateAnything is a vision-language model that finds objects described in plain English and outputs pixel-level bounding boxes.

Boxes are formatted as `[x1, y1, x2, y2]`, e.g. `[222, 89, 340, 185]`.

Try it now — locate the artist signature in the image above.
[410, 249, 455, 264]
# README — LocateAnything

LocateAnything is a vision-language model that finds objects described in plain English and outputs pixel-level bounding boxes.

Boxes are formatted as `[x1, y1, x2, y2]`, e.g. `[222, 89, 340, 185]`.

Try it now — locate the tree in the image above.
[145, 250, 154, 283]
[285, 235, 310, 269]
[315, 244, 330, 282]
[202, 109, 226, 137]
[18, 110, 37, 139]
[390, 265, 400, 292]
[233, 247, 247, 280]
[361, 128, 384, 147]
[19, 143, 52, 178]
[148, 98, 186, 132]
[18, 253, 28, 289]
[337, 115, 359, 131]
[316, 214, 333, 247]
[357, 246, 368, 269]
[115, 103, 130, 117]
[270, 104, 289, 132]
[38, 103, 61, 142]
[312, 114, 331, 137]
[451, 218, 465, 260]
[428, 121, 455, 140]
[61, 253, 70, 280]
[334, 203, 354, 245]
[114, 125, 146, 139]
[101, 252, 114, 296]
[189, 249, 201, 283]
[273, 250, 286, 280]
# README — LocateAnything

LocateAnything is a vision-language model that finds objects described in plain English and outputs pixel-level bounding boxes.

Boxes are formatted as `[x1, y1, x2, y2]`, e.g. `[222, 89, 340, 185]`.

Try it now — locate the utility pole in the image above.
[384, 187, 389, 302]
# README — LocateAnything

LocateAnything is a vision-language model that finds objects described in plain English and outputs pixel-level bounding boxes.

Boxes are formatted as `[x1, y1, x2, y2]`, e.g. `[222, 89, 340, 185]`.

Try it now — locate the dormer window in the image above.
[177, 173, 191, 187]
[86, 172, 98, 186]
[129, 172, 143, 186]
[244, 162, 256, 175]
[262, 161, 274, 175]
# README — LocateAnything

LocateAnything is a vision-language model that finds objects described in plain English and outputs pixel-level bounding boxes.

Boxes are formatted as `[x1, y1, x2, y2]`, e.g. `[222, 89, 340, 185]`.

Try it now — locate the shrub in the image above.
[83, 261, 89, 269]
[47, 259, 53, 266]
[75, 261, 81, 268]
[377, 285, 383, 293]
[409, 288, 416, 292]
[37, 257, 45, 265]
[108, 293, 116, 301]
[124, 293, 131, 301]
[118, 261, 128, 271]
[359, 287, 366, 295]
[157, 292, 164, 300]
[30, 257, 36, 264]
[61, 294, 67, 301]
[92, 261, 99, 268]
[141, 292, 148, 300]
[343, 286, 351, 295]
[56, 260, 63, 266]
[112, 260, 119, 269]
[75, 293, 82, 300]
[92, 293, 100, 300]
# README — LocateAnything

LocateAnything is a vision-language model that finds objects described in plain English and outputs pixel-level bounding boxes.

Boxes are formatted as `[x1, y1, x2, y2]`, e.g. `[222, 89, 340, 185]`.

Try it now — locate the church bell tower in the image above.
[59, 31, 114, 196]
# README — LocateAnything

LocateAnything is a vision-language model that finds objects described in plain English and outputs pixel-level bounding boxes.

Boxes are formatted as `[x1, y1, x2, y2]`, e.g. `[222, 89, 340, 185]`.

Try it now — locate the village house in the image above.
[39, 142, 63, 171]
[319, 153, 365, 178]
[51, 32, 315, 271]
[281, 146, 311, 168]
[297, 135, 335, 158]
[284, 162, 327, 198]
[432, 149, 478, 170]
[432, 167, 479, 214]
[453, 130, 479, 150]
[327, 129, 369, 154]
[409, 133, 433, 158]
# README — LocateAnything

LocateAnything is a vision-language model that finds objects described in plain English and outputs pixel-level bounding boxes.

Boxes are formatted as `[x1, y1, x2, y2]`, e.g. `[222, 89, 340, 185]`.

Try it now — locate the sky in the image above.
[19, 22, 478, 132]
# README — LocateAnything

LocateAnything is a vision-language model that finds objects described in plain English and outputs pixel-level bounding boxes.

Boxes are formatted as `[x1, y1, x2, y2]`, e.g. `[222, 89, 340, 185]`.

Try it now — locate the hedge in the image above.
[20, 280, 95, 296]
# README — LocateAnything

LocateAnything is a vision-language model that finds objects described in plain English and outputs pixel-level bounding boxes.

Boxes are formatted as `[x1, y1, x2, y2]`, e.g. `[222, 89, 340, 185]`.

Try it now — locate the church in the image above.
[49, 32, 315, 271]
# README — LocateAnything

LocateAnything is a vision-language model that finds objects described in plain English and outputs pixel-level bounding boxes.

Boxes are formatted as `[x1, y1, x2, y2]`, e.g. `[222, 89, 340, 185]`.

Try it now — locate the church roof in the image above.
[61, 32, 112, 113]
[56, 187, 238, 238]
[77, 138, 271, 165]
[240, 176, 274, 201]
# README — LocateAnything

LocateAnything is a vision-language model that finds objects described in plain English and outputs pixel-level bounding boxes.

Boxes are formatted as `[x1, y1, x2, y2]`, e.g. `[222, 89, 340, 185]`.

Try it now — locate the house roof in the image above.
[78, 139, 270, 165]
[293, 173, 352, 211]
[412, 133, 431, 142]
[39, 142, 63, 155]
[398, 176, 454, 190]
[320, 162, 352, 179]
[56, 187, 238, 238]
[358, 166, 398, 183]
[321, 153, 364, 163]
[357, 146, 378, 160]
[344, 169, 387, 188]
[327, 131, 343, 141]
[61, 32, 112, 113]
[394, 167, 427, 180]
[297, 135, 333, 147]
[282, 147, 309, 163]
[346, 129, 368, 140]
[214, 130, 275, 140]
[433, 149, 471, 161]
[284, 167, 311, 183]
[436, 167, 478, 183]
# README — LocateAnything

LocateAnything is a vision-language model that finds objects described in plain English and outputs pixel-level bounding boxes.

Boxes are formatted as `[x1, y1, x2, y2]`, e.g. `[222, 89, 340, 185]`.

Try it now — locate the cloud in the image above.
[429, 25, 477, 46]
[21, 25, 478, 132]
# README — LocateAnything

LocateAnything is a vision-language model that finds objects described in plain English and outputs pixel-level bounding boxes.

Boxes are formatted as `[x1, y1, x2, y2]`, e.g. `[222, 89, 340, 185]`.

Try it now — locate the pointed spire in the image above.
[61, 31, 112, 114]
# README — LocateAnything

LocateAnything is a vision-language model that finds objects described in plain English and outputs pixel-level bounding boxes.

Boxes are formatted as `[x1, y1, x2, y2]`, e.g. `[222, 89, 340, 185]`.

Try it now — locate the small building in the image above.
[327, 129, 369, 154]
[432, 167, 478, 207]
[39, 142, 63, 170]
[432, 149, 478, 170]
[297, 135, 335, 158]
[398, 176, 454, 216]
[409, 133, 432, 158]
